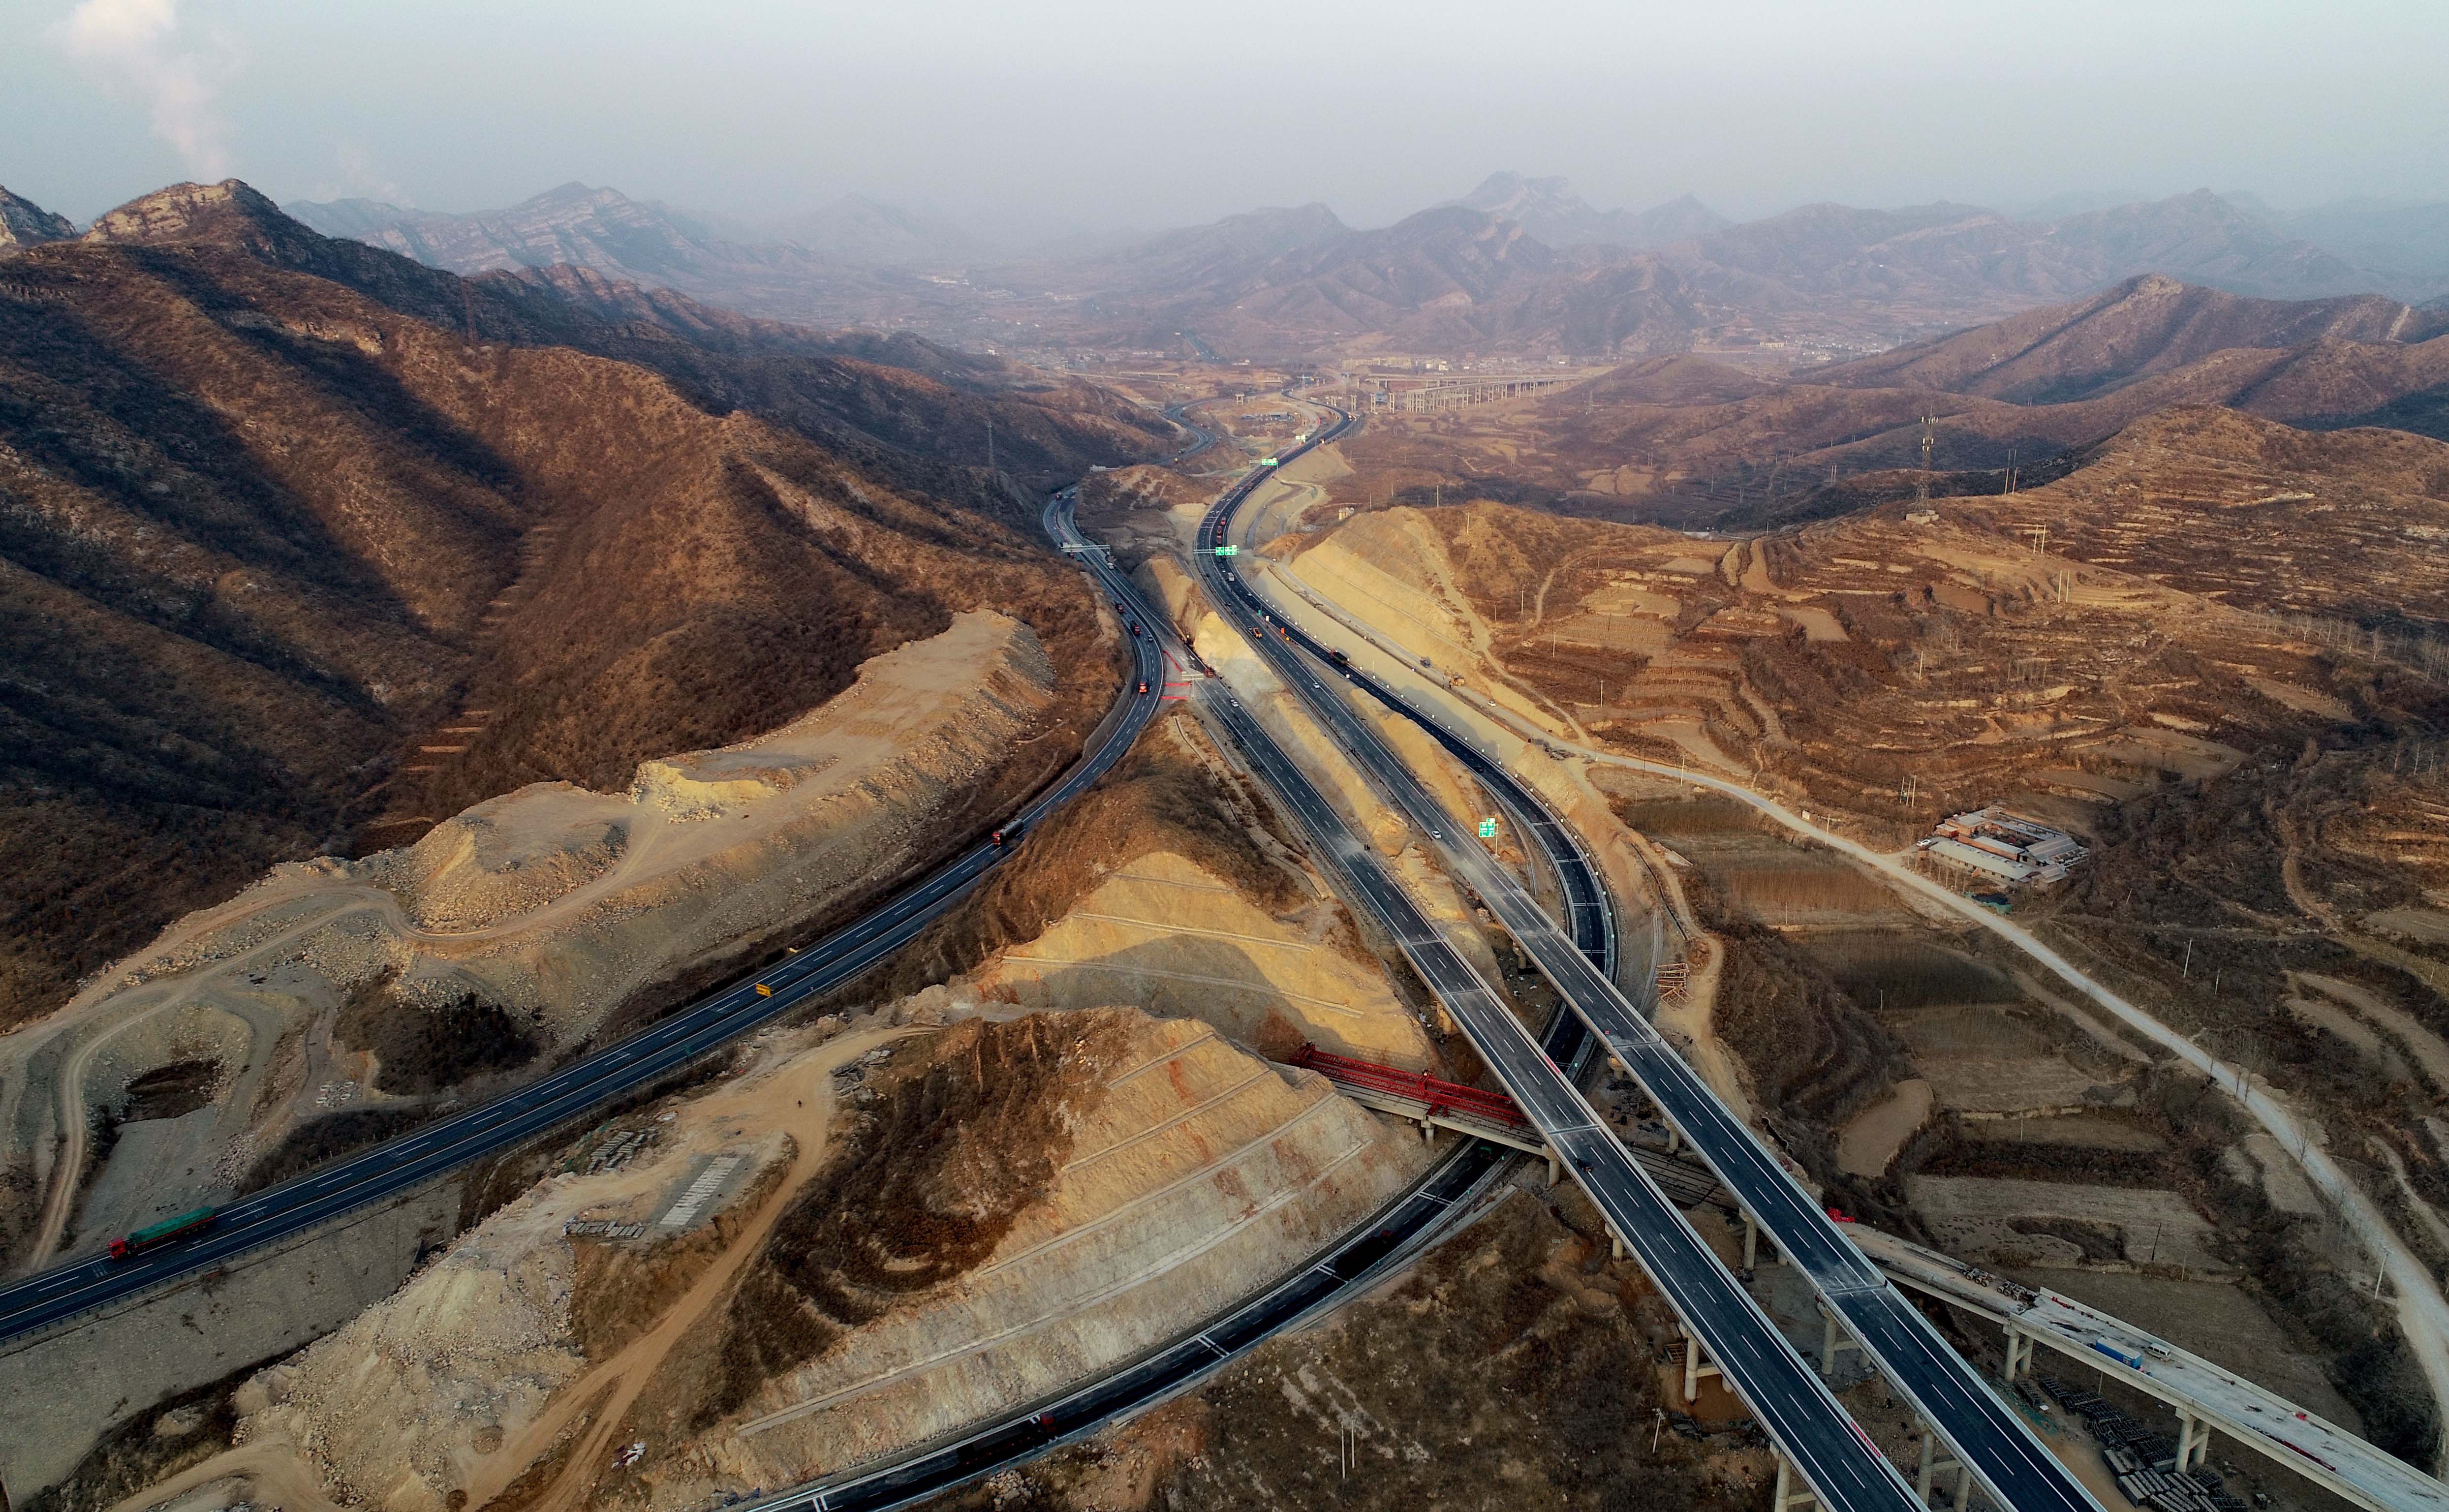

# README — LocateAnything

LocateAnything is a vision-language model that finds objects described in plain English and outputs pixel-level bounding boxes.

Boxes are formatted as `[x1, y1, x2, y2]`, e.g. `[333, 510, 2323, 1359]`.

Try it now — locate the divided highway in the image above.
[732, 495, 1607, 1512]
[1177, 428, 1924, 1512]
[0, 592, 1170, 1346]
[1208, 402, 2106, 1512]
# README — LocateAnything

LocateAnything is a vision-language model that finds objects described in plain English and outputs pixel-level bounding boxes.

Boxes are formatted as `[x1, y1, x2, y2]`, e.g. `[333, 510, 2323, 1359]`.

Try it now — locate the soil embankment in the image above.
[0, 614, 1064, 1271]
[142, 1007, 1424, 1512]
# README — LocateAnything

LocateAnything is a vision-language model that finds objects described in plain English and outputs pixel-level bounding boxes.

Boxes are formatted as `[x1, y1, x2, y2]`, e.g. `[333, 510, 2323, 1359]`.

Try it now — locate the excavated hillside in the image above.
[0, 614, 1074, 1272]
[120, 1006, 1426, 1512]
[862, 707, 1437, 1069]
[0, 179, 1146, 1034]
[940, 1186, 1761, 1512]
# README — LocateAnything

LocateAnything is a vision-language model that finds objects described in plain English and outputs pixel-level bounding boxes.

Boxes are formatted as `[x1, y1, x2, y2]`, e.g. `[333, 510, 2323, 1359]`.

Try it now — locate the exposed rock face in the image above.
[0, 185, 73, 252]
[80, 179, 309, 253]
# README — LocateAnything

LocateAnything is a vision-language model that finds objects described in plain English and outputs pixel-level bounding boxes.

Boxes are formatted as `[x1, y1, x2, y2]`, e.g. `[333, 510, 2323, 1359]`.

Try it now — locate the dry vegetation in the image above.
[930, 1189, 1752, 1512]
[0, 182, 1150, 1031]
[1287, 387, 2449, 1468]
[672, 1015, 1136, 1429]
[1327, 276, 2449, 530]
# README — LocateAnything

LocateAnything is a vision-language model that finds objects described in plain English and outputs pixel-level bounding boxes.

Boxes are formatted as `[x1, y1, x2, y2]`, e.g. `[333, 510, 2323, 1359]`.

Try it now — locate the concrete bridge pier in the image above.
[1680, 1324, 1723, 1403]
[1915, 1428, 1973, 1509]
[2175, 1409, 2212, 1472]
[1999, 1322, 2034, 1385]
[1771, 1452, 1820, 1511]
[1815, 1303, 1864, 1378]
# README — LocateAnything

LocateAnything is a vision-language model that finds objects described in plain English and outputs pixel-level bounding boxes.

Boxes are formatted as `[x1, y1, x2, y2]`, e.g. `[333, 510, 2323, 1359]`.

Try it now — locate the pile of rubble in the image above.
[2035, 1376, 2249, 1512]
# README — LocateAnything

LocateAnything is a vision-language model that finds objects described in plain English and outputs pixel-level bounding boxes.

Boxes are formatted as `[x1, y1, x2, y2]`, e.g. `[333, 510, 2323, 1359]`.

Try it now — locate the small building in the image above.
[1918, 807, 2090, 889]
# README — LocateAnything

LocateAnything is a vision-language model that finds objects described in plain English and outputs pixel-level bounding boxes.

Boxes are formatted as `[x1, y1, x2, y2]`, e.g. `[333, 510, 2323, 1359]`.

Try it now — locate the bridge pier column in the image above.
[1744, 1210, 1761, 1269]
[1547, 1150, 1563, 1187]
[1914, 1430, 1965, 1505]
[2176, 1410, 2210, 1471]
[1816, 1305, 1864, 1378]
[1771, 1452, 1819, 1511]
[1680, 1325, 1722, 1403]
[1418, 1118, 1434, 1143]
[1612, 1232, 1626, 1262]
[1999, 1323, 2033, 1384]
[1667, 1124, 1683, 1155]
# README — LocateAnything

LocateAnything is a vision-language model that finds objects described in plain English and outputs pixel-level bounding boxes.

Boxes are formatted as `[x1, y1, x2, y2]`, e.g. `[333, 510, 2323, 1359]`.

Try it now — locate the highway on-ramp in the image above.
[1180, 421, 1925, 1512]
[1203, 401, 2106, 1512]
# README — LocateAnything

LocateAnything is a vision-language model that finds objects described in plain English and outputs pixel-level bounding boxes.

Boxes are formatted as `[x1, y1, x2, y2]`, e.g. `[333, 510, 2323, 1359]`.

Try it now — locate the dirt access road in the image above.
[1249, 520, 2449, 1466]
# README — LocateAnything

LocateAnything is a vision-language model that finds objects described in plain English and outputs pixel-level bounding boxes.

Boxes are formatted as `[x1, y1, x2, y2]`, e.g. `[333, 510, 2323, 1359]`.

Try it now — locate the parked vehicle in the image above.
[2090, 1336, 2145, 1369]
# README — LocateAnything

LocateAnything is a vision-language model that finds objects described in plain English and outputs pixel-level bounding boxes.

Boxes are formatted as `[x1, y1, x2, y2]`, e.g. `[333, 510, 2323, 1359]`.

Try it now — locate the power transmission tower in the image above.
[1916, 417, 1936, 503]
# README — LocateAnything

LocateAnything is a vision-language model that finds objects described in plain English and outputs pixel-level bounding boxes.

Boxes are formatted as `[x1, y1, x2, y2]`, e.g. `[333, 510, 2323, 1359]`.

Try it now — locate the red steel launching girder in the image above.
[1289, 1043, 1531, 1129]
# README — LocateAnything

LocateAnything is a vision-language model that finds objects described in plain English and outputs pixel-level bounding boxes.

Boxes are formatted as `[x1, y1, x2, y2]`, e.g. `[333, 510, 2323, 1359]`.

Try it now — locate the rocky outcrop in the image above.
[0, 185, 73, 252]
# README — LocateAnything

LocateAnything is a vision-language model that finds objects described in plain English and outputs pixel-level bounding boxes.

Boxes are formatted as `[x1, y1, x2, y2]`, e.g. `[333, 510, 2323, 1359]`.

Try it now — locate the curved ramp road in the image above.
[695, 492, 1608, 1512]
[1183, 418, 1924, 1512]
[1206, 403, 2106, 1512]
[0, 591, 1169, 1345]
[4, 480, 1603, 1512]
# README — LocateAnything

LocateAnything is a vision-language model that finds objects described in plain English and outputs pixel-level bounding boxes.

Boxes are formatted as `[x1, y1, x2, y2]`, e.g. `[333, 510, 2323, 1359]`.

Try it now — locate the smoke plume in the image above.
[53, 0, 237, 180]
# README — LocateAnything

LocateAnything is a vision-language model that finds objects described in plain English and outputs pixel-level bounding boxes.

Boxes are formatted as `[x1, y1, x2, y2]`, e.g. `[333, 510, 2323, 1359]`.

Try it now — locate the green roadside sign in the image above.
[1214, 544, 1239, 556]
[1478, 818, 1498, 839]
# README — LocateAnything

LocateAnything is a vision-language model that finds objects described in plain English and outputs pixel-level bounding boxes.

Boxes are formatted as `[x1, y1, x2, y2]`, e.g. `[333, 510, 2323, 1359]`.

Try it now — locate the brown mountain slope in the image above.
[1821, 274, 2447, 403]
[0, 181, 1122, 1029]
[80, 184, 1170, 506]
[1334, 277, 2449, 529]
[1945, 406, 2449, 635]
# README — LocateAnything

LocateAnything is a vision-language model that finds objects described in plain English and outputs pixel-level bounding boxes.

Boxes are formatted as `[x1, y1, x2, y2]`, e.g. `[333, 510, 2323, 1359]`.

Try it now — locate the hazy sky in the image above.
[9, 0, 2448, 240]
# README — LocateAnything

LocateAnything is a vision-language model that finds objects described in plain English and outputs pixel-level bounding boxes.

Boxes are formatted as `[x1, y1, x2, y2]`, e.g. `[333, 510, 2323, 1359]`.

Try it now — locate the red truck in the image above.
[110, 1205, 217, 1261]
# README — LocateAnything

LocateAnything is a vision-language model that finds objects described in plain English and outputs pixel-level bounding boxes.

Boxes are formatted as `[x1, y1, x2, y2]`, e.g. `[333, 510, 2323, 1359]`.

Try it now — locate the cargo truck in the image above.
[109, 1205, 217, 1261]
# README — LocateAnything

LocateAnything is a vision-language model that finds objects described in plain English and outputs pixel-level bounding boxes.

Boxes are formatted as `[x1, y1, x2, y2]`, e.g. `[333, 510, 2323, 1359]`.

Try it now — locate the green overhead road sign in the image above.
[1213, 544, 1239, 556]
[1259, 457, 1280, 466]
[1478, 818, 1498, 839]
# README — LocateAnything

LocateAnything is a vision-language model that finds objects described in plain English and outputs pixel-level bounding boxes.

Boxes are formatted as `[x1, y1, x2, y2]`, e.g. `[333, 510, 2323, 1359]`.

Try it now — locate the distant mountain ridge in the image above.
[279, 171, 2449, 360]
[285, 181, 810, 285]
[1446, 172, 1731, 249]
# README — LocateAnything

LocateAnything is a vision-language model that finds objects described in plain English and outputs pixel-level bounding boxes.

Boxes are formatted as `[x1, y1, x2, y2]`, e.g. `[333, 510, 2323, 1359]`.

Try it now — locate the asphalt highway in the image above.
[714, 494, 1617, 1512]
[0, 583, 1170, 1346]
[1209, 403, 2106, 1512]
[1181, 424, 1923, 1512]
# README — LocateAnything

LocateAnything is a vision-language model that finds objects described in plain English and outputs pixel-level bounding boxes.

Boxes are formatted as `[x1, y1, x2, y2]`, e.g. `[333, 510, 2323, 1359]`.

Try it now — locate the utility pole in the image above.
[1916, 416, 1935, 504]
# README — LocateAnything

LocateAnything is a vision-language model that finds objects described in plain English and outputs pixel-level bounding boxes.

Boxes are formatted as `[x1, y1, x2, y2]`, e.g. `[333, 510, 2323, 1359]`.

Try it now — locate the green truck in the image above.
[109, 1205, 216, 1261]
